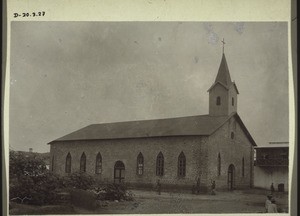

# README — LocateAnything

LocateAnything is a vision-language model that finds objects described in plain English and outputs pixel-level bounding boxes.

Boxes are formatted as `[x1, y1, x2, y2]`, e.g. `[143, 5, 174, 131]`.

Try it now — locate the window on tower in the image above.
[232, 97, 234, 106]
[216, 96, 221, 105]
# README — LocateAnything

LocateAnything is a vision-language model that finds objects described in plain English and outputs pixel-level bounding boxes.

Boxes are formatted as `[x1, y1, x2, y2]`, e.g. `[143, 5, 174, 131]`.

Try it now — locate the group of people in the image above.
[264, 183, 278, 213]
[265, 194, 278, 213]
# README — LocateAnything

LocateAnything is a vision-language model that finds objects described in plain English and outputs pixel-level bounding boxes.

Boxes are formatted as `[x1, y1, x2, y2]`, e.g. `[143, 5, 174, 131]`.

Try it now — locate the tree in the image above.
[9, 150, 60, 205]
[9, 150, 47, 178]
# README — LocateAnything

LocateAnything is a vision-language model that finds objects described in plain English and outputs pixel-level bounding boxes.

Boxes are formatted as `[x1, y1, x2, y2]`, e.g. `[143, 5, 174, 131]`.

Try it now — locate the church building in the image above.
[49, 52, 257, 192]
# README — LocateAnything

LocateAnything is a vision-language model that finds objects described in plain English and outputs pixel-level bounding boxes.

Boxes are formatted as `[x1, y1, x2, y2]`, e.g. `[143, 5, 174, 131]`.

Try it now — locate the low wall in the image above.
[254, 166, 288, 192]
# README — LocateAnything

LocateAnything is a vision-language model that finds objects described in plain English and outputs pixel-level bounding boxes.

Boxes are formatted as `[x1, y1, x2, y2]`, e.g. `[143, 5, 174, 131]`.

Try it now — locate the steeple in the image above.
[207, 49, 239, 116]
[214, 53, 232, 87]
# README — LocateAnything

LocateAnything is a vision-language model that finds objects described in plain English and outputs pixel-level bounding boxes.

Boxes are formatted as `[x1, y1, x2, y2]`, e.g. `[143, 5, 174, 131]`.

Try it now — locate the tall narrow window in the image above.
[65, 152, 71, 173]
[178, 152, 186, 177]
[216, 96, 221, 105]
[232, 97, 234, 106]
[51, 155, 54, 172]
[218, 153, 221, 176]
[242, 157, 245, 177]
[137, 152, 144, 175]
[80, 152, 86, 172]
[156, 152, 164, 176]
[95, 152, 102, 174]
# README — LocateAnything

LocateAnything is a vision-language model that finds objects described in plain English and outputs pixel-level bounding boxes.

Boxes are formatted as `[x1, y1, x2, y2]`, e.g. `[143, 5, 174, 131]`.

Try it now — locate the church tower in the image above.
[207, 50, 239, 116]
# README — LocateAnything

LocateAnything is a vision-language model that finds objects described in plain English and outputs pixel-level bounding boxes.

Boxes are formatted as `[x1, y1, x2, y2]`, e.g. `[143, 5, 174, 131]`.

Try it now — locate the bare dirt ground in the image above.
[76, 189, 289, 214]
[10, 189, 289, 214]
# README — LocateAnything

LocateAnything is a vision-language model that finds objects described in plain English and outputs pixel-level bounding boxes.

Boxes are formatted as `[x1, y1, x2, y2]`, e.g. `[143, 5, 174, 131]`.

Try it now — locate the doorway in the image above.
[114, 161, 125, 183]
[228, 164, 235, 190]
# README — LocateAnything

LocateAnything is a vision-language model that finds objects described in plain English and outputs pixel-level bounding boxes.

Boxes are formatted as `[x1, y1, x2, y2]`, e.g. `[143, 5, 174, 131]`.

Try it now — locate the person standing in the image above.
[270, 183, 275, 194]
[196, 177, 200, 194]
[211, 180, 216, 195]
[156, 179, 161, 195]
[267, 198, 278, 213]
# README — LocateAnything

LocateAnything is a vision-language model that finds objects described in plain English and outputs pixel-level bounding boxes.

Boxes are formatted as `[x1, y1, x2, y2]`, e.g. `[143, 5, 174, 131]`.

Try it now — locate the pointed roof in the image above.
[215, 53, 232, 86]
[208, 53, 239, 93]
[48, 112, 256, 146]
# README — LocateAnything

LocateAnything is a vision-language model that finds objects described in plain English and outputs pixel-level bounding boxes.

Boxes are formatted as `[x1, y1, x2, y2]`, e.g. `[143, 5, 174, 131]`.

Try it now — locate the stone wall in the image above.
[50, 136, 209, 190]
[206, 116, 254, 190]
[254, 166, 288, 192]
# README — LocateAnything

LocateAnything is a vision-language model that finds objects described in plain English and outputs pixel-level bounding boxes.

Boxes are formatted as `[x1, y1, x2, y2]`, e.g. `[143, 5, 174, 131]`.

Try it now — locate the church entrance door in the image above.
[114, 161, 125, 183]
[227, 164, 235, 190]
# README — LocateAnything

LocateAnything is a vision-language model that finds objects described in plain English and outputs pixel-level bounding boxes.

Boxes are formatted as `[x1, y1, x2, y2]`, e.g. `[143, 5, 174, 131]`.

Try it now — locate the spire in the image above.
[221, 38, 225, 54]
[214, 53, 232, 86]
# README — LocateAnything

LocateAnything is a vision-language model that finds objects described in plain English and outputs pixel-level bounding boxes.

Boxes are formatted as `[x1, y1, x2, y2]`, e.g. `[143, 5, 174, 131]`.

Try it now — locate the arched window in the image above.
[156, 152, 164, 176]
[65, 152, 71, 173]
[80, 152, 86, 172]
[51, 155, 54, 172]
[137, 152, 144, 175]
[232, 97, 234, 106]
[218, 153, 221, 176]
[242, 157, 245, 177]
[216, 96, 221, 105]
[178, 152, 186, 177]
[95, 152, 102, 174]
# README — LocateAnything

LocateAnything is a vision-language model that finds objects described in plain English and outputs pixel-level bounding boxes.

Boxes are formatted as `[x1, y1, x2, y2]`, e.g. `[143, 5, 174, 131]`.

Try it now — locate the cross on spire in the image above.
[221, 38, 225, 54]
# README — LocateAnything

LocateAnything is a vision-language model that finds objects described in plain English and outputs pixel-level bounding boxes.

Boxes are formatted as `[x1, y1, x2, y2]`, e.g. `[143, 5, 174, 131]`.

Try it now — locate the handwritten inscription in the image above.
[14, 12, 46, 18]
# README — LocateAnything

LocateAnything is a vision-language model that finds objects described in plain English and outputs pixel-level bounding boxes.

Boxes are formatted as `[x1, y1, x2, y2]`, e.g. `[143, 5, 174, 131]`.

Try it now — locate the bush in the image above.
[92, 183, 134, 201]
[10, 171, 62, 205]
[61, 172, 95, 190]
[9, 151, 47, 179]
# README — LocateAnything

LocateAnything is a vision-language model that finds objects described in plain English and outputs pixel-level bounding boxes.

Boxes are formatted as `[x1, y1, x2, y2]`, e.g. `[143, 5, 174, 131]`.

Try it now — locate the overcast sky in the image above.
[9, 22, 288, 153]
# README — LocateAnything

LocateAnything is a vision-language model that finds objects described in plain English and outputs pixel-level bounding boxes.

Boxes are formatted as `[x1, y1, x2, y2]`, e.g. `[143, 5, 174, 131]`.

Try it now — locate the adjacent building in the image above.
[254, 142, 289, 192]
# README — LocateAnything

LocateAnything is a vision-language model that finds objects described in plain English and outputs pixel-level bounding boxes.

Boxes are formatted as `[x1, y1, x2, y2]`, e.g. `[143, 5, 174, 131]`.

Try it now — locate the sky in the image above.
[9, 22, 289, 153]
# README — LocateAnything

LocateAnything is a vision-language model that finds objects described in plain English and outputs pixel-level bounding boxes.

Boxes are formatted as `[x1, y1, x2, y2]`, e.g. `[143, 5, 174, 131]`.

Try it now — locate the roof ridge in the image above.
[48, 114, 230, 143]
[91, 114, 211, 125]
